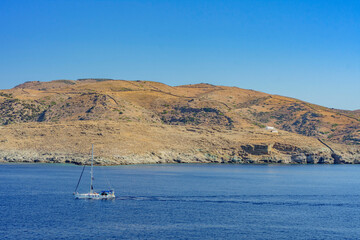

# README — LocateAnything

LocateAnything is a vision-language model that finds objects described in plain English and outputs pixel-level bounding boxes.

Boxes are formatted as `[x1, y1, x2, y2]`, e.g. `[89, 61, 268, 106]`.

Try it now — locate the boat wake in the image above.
[116, 195, 360, 207]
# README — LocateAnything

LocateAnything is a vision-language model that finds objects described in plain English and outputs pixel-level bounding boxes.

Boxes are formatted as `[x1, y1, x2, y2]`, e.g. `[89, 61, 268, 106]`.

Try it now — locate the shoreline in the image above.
[1, 156, 360, 166]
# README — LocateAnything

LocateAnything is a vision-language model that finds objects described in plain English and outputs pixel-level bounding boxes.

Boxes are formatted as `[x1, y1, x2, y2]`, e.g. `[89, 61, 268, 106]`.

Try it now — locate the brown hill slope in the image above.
[0, 79, 359, 165]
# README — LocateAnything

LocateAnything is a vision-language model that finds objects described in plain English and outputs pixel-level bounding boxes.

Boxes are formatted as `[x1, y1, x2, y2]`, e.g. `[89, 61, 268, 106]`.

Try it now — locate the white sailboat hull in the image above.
[74, 192, 115, 200]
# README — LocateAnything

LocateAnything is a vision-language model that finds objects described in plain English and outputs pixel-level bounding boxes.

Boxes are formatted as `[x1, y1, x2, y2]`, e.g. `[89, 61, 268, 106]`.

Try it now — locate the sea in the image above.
[1, 163, 360, 240]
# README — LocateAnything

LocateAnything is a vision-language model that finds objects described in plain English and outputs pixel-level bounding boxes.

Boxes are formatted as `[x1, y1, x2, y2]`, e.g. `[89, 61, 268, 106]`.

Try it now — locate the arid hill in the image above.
[0, 79, 359, 165]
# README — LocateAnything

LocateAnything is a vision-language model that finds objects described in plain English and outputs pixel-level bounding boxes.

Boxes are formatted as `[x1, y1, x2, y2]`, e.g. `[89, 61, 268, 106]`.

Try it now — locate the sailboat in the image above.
[73, 144, 115, 199]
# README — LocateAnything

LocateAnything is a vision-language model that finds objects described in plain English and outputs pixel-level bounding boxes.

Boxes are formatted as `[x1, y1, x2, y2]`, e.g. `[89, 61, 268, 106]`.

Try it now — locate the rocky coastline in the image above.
[1, 143, 359, 166]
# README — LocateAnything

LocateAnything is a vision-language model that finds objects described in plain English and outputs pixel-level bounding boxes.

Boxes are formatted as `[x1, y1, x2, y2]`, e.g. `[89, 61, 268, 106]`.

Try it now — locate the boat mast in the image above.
[90, 144, 94, 194]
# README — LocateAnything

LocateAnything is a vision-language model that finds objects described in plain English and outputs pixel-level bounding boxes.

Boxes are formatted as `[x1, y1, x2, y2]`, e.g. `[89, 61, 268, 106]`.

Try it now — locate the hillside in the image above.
[0, 79, 359, 165]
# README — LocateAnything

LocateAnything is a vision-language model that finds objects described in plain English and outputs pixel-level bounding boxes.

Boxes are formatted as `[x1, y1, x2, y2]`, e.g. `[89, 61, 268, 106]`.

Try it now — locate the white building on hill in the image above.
[265, 126, 278, 133]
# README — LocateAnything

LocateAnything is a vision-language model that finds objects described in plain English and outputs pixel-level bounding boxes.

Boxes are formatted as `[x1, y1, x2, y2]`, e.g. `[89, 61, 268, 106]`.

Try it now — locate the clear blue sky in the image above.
[0, 0, 359, 110]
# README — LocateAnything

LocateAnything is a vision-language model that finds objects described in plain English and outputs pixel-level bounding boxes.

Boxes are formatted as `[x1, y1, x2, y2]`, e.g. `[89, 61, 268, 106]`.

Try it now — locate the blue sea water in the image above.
[1, 164, 360, 240]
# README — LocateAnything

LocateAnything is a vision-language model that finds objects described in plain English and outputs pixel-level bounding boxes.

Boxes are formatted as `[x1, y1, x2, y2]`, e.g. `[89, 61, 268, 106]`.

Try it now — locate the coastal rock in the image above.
[291, 154, 307, 164]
